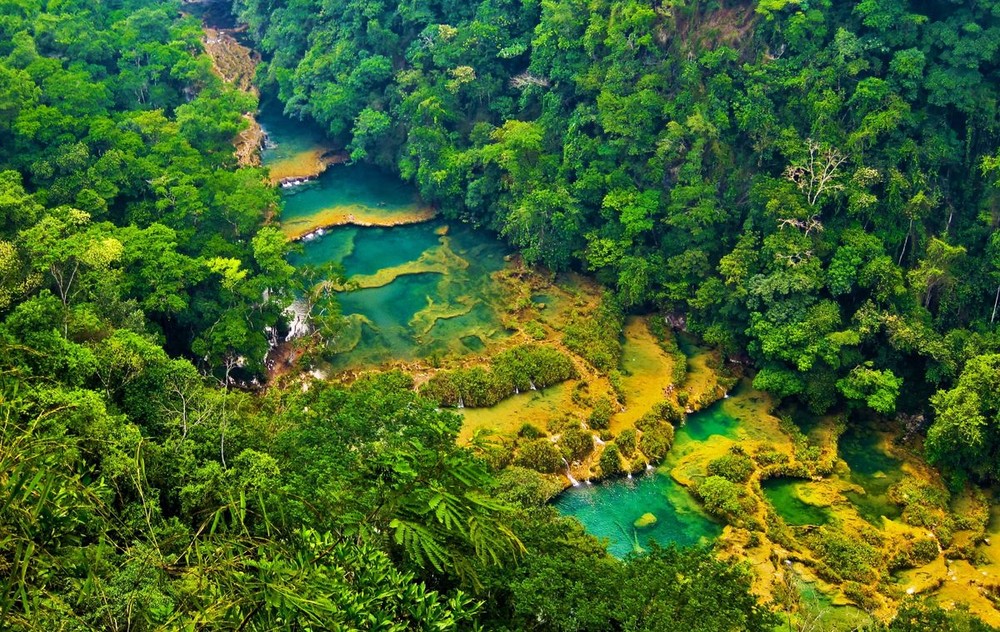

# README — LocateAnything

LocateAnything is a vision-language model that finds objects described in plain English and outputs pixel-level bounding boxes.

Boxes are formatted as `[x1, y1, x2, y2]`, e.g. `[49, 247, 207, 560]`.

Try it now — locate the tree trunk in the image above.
[992, 283, 1000, 325]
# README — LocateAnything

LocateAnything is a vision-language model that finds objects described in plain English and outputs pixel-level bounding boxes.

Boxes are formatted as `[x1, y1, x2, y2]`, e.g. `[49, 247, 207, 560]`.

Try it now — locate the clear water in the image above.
[552, 470, 722, 557]
[279, 164, 423, 228]
[553, 403, 739, 557]
[267, 109, 510, 369]
[674, 401, 740, 445]
[762, 478, 831, 526]
[258, 102, 329, 168]
[838, 425, 903, 524]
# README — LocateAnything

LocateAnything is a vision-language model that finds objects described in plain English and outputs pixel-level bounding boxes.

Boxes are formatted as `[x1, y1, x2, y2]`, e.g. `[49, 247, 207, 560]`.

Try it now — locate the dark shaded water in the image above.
[839, 425, 903, 523]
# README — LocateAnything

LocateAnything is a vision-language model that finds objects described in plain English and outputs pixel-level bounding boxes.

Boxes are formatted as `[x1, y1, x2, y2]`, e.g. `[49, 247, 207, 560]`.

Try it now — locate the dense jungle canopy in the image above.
[1, 0, 1000, 629]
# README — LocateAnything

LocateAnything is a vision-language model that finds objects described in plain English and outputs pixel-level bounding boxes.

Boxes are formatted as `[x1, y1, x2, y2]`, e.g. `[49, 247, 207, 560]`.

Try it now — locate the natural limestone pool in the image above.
[552, 401, 742, 557]
[264, 109, 511, 370]
[838, 425, 904, 524]
[761, 478, 831, 527]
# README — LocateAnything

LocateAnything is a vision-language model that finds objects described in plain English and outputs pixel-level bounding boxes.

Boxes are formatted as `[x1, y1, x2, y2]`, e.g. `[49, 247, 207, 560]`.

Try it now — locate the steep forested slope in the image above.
[1, 0, 1000, 629]
[0, 1, 781, 629]
[237, 0, 1000, 481]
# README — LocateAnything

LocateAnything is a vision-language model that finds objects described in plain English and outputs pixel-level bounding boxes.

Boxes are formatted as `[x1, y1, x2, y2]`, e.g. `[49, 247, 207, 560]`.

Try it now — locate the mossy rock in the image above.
[634, 512, 658, 529]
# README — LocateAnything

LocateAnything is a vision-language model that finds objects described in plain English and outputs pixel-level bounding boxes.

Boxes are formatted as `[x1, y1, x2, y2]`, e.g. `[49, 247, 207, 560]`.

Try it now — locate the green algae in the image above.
[634, 512, 658, 528]
[838, 426, 904, 524]
[762, 478, 831, 526]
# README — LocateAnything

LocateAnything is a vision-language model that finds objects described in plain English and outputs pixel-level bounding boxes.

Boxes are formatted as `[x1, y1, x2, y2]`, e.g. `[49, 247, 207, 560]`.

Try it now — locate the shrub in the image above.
[842, 582, 879, 612]
[696, 476, 757, 525]
[420, 371, 460, 406]
[518, 423, 544, 439]
[588, 396, 614, 429]
[707, 452, 755, 483]
[640, 424, 675, 461]
[653, 400, 686, 425]
[456, 366, 504, 407]
[494, 344, 576, 391]
[420, 345, 575, 407]
[599, 443, 622, 476]
[490, 466, 564, 507]
[617, 429, 637, 457]
[514, 439, 563, 474]
[808, 527, 880, 583]
[608, 369, 625, 402]
[560, 426, 593, 462]
[563, 297, 623, 372]
[752, 448, 789, 466]
[524, 320, 546, 340]
[478, 440, 514, 471]
[909, 537, 939, 566]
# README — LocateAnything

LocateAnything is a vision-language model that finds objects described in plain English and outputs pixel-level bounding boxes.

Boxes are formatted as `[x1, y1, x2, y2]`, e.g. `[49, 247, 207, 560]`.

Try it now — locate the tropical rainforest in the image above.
[2, 0, 1000, 629]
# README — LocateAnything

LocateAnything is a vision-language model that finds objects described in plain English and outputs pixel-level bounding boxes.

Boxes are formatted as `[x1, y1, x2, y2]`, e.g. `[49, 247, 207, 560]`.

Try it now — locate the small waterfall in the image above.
[627, 472, 633, 480]
[585, 479, 592, 485]
[284, 299, 311, 341]
[457, 395, 465, 409]
[514, 386, 519, 395]
[593, 435, 606, 446]
[724, 391, 730, 399]
[646, 463, 654, 471]
[529, 379, 537, 391]
[562, 458, 580, 487]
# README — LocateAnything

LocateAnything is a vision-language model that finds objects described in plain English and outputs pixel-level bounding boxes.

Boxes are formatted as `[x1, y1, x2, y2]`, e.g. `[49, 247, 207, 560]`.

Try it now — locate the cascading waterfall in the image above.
[457, 395, 465, 409]
[529, 379, 537, 390]
[562, 457, 580, 486]
[284, 299, 311, 341]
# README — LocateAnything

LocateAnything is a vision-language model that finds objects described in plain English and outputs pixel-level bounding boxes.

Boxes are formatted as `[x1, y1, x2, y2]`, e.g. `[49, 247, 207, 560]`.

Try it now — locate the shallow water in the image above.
[793, 576, 873, 630]
[552, 469, 722, 557]
[553, 404, 739, 556]
[612, 318, 682, 429]
[838, 425, 903, 523]
[267, 110, 511, 369]
[762, 478, 831, 526]
[292, 219, 509, 369]
[674, 399, 740, 445]
[279, 165, 430, 237]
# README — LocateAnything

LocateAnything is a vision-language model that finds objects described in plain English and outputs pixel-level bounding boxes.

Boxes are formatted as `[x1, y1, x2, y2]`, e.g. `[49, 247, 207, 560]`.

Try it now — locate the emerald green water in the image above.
[762, 478, 831, 526]
[280, 165, 423, 226]
[553, 471, 721, 557]
[673, 400, 739, 446]
[553, 402, 740, 557]
[267, 109, 510, 369]
[839, 425, 903, 524]
[259, 103, 328, 168]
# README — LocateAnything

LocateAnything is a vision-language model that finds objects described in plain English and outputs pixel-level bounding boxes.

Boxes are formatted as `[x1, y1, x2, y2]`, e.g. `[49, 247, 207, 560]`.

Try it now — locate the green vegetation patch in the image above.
[420, 344, 576, 407]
